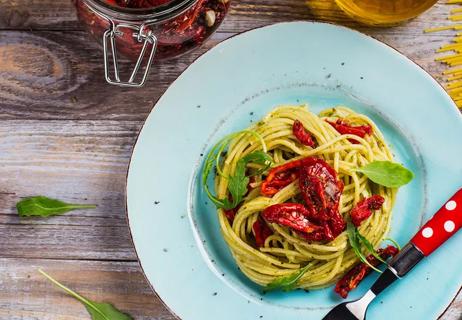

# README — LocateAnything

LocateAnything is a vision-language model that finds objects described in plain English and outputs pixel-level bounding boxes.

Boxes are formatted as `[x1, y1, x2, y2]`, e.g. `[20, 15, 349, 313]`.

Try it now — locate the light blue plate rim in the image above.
[126, 21, 462, 320]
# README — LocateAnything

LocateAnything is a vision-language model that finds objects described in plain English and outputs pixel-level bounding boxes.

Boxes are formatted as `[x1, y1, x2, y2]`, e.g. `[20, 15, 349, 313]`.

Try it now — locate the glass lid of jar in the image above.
[85, 0, 198, 20]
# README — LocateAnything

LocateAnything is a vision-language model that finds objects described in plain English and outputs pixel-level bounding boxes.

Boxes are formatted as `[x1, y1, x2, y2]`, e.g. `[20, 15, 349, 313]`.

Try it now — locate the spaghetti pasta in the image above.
[208, 105, 396, 290]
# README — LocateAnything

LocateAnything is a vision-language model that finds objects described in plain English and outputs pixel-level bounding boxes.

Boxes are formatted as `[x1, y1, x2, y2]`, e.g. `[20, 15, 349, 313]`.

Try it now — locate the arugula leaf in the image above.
[384, 237, 401, 250]
[347, 222, 382, 273]
[39, 269, 132, 320]
[17, 196, 96, 217]
[356, 232, 385, 264]
[202, 131, 272, 210]
[223, 151, 272, 209]
[355, 161, 414, 188]
[264, 264, 311, 292]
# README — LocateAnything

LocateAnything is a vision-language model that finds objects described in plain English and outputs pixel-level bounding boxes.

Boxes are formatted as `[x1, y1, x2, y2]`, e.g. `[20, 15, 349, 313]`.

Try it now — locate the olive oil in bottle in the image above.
[334, 0, 438, 26]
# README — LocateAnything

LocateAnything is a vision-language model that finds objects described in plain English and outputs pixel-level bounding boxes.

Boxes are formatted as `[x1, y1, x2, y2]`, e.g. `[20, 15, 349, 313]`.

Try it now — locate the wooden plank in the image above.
[0, 120, 140, 225]
[0, 258, 176, 320]
[0, 258, 460, 319]
[0, 28, 453, 121]
[0, 0, 456, 33]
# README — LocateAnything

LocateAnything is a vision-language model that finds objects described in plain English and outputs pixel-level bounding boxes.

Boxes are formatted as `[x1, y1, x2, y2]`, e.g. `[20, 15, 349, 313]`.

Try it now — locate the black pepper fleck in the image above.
[154, 201, 160, 205]
[360, 76, 364, 80]
[250, 112, 254, 115]
[221, 273, 225, 276]
[303, 289, 309, 293]
[213, 292, 218, 296]
[259, 316, 263, 319]
[259, 298, 263, 301]
[162, 248, 168, 252]
[341, 62, 345, 66]
[336, 84, 341, 88]
[196, 105, 201, 108]
[380, 301, 384, 304]
[200, 153, 204, 157]
[180, 215, 185, 219]
[211, 259, 215, 263]
[326, 73, 332, 79]
[426, 277, 429, 280]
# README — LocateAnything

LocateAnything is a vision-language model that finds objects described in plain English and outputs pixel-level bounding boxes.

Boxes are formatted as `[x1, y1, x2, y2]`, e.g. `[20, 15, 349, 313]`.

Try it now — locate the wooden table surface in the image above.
[0, 0, 461, 319]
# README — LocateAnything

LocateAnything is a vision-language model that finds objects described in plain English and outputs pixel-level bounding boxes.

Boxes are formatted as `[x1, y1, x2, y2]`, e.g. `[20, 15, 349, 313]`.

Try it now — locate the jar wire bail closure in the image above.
[103, 22, 157, 87]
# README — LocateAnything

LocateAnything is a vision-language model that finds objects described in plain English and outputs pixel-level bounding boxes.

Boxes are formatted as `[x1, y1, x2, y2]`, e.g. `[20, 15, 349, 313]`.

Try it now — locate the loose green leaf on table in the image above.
[264, 264, 311, 292]
[17, 196, 96, 217]
[355, 161, 414, 188]
[39, 269, 132, 320]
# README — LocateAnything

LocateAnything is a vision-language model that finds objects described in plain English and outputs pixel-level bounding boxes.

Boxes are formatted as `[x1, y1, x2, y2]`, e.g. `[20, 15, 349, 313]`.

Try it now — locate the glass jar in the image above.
[73, 0, 230, 86]
[334, 0, 437, 26]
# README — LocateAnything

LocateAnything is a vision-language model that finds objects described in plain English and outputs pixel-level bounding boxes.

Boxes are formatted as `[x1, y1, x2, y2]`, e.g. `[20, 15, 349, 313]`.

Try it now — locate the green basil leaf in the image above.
[264, 264, 311, 292]
[355, 161, 414, 188]
[16, 196, 96, 217]
[39, 270, 132, 320]
[347, 222, 382, 273]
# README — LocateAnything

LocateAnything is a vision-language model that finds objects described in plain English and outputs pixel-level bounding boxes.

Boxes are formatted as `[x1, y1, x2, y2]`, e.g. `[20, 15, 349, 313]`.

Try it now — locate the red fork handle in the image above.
[411, 188, 462, 256]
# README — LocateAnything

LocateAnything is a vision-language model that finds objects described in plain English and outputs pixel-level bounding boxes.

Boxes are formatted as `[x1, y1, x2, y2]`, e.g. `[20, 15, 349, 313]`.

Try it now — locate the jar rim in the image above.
[83, 0, 198, 21]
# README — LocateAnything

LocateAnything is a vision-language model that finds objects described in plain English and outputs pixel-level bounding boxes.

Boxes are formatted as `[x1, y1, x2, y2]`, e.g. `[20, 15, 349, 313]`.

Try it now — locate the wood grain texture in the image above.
[0, 0, 461, 319]
[0, 258, 175, 320]
[0, 1, 457, 121]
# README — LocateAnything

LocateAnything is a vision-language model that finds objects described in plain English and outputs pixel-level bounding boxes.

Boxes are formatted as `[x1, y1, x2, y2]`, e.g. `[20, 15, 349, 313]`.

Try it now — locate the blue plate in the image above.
[127, 22, 462, 320]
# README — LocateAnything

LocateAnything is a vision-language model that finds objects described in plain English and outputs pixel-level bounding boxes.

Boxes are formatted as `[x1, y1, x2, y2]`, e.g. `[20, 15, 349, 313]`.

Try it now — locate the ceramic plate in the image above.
[126, 22, 462, 320]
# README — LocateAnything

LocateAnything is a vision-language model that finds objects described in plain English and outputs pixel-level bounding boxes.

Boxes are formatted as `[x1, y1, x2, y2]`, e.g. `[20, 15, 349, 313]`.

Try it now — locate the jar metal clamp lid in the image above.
[83, 0, 198, 87]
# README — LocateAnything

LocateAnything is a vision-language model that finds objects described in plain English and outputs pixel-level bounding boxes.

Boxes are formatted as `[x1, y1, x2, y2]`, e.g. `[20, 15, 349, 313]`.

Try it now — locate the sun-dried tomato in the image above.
[293, 120, 316, 147]
[260, 159, 304, 196]
[224, 207, 237, 223]
[262, 203, 323, 234]
[298, 158, 345, 240]
[252, 217, 273, 247]
[350, 195, 385, 227]
[334, 245, 399, 298]
[326, 119, 372, 144]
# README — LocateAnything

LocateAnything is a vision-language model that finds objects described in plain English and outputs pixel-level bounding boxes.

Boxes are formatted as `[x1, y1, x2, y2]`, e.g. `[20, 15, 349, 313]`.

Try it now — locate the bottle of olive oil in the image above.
[334, 0, 438, 26]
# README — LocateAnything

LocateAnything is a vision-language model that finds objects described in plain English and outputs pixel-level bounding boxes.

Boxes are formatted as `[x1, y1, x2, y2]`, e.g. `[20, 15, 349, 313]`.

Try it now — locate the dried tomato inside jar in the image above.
[73, 0, 230, 86]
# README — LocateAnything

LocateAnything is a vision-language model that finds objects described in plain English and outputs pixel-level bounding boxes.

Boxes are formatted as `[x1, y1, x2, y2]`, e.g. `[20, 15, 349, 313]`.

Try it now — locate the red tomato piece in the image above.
[252, 217, 274, 247]
[298, 158, 346, 240]
[334, 245, 399, 298]
[293, 120, 316, 147]
[326, 119, 373, 144]
[262, 203, 323, 234]
[350, 195, 385, 227]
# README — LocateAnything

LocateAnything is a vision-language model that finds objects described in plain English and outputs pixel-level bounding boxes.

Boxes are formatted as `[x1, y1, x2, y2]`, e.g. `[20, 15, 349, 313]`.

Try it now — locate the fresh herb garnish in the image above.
[39, 269, 132, 320]
[355, 161, 414, 188]
[346, 222, 382, 273]
[384, 237, 401, 250]
[16, 196, 96, 217]
[264, 264, 311, 292]
[202, 131, 271, 210]
[356, 231, 385, 264]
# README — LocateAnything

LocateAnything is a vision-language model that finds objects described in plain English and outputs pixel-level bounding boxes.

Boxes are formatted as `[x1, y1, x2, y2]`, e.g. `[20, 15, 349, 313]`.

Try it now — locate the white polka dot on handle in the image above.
[444, 220, 456, 233]
[445, 200, 457, 211]
[422, 227, 433, 238]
